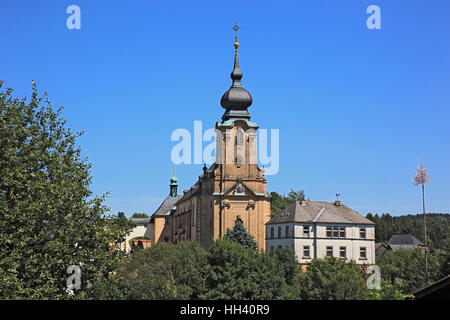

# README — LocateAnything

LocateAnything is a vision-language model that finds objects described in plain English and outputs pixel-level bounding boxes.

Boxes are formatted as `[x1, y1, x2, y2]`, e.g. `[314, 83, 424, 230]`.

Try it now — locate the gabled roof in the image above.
[387, 235, 424, 249]
[177, 163, 218, 202]
[375, 243, 387, 255]
[152, 194, 183, 217]
[266, 201, 374, 225]
[223, 181, 256, 196]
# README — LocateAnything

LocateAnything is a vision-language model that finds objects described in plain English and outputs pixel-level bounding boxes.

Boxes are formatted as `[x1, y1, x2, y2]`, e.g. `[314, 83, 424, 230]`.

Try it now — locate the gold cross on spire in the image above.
[232, 22, 240, 55]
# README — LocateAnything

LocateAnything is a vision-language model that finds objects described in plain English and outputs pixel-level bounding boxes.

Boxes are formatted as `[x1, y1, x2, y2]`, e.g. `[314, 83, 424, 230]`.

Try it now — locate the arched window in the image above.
[235, 129, 245, 165]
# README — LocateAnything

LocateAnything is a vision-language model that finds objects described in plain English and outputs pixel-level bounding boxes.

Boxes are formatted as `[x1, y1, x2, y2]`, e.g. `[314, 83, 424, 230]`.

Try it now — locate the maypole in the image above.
[413, 158, 430, 286]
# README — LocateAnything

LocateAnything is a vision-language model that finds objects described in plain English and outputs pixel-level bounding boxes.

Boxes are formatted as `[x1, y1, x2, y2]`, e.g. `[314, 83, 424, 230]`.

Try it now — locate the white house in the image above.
[122, 217, 153, 252]
[266, 200, 375, 265]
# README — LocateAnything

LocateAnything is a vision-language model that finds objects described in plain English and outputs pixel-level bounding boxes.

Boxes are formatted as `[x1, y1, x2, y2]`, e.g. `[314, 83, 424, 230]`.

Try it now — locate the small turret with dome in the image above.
[169, 167, 178, 197]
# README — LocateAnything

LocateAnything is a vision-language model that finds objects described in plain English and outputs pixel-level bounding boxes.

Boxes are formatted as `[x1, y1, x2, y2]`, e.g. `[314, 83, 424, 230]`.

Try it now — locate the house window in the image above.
[360, 247, 367, 259]
[285, 226, 290, 238]
[164, 237, 169, 242]
[303, 246, 310, 258]
[326, 246, 333, 257]
[165, 218, 169, 225]
[278, 226, 282, 238]
[332, 227, 339, 238]
[270, 227, 274, 239]
[360, 228, 366, 239]
[303, 226, 310, 238]
[340, 247, 346, 258]
[327, 226, 345, 238]
[271, 246, 274, 252]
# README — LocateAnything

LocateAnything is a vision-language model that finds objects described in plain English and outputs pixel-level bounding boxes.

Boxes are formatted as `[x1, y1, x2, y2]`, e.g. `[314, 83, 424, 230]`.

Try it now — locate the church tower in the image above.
[169, 169, 178, 197]
[173, 25, 271, 250]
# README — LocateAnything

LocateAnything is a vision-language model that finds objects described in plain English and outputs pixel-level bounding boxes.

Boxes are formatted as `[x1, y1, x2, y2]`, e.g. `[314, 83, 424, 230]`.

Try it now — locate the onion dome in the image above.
[169, 167, 178, 197]
[220, 27, 253, 121]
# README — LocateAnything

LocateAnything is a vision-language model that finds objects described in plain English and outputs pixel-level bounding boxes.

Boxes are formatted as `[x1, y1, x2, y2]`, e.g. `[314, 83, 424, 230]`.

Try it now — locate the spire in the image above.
[169, 166, 178, 197]
[220, 23, 253, 121]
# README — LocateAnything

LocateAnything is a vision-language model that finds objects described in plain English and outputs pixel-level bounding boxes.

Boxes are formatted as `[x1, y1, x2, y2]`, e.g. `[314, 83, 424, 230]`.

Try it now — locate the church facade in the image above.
[125, 34, 271, 252]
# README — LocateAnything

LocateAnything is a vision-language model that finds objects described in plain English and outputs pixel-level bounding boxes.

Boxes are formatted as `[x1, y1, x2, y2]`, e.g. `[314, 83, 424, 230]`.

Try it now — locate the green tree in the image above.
[367, 279, 413, 300]
[201, 239, 289, 300]
[270, 246, 299, 285]
[106, 211, 133, 253]
[0, 82, 128, 299]
[223, 220, 257, 250]
[90, 241, 209, 300]
[296, 258, 369, 300]
[270, 191, 288, 217]
[366, 212, 450, 251]
[377, 248, 441, 293]
[270, 188, 307, 217]
[131, 212, 149, 218]
[112, 212, 133, 234]
[287, 188, 306, 201]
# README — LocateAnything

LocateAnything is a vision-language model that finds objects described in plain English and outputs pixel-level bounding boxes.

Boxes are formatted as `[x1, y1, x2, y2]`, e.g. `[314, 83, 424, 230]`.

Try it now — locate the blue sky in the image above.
[1, 0, 449, 217]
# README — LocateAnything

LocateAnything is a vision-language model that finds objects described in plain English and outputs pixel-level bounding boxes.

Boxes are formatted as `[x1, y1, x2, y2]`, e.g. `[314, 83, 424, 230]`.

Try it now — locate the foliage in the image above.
[367, 212, 449, 288]
[269, 246, 299, 285]
[366, 212, 450, 251]
[200, 239, 290, 300]
[367, 279, 414, 300]
[270, 188, 306, 217]
[296, 258, 369, 300]
[269, 191, 288, 217]
[376, 248, 442, 293]
[89, 241, 209, 300]
[287, 188, 306, 202]
[88, 273, 129, 300]
[223, 220, 257, 250]
[131, 212, 149, 218]
[111, 211, 133, 238]
[0, 82, 129, 299]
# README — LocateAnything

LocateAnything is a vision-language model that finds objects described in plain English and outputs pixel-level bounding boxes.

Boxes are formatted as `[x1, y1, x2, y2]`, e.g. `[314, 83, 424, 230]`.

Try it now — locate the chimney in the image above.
[335, 193, 341, 206]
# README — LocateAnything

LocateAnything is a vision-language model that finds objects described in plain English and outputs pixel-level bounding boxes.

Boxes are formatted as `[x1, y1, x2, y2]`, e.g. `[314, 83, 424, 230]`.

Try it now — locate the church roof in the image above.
[177, 163, 219, 202]
[178, 181, 201, 202]
[266, 201, 374, 225]
[152, 194, 183, 217]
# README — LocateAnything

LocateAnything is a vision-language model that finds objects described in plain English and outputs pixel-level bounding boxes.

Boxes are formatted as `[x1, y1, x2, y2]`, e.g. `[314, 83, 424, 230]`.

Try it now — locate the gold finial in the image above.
[232, 22, 240, 55]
